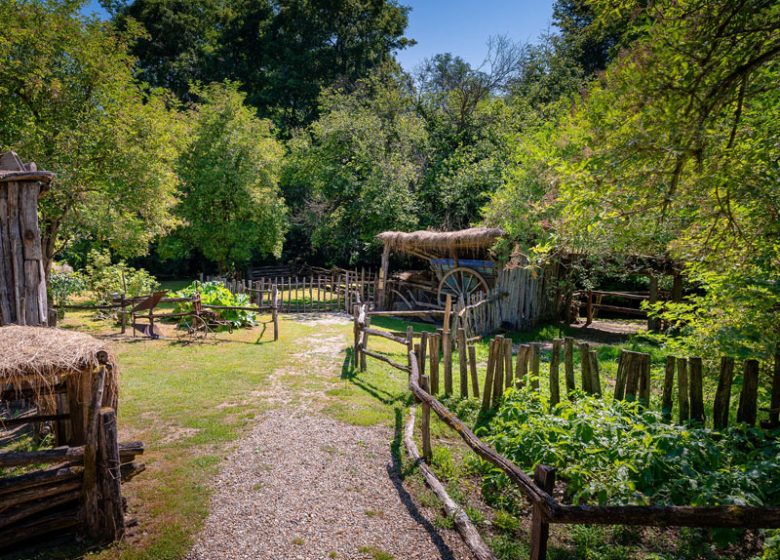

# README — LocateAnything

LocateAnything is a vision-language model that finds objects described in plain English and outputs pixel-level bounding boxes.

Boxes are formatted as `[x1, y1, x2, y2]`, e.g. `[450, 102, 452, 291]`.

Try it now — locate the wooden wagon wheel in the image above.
[437, 267, 489, 306]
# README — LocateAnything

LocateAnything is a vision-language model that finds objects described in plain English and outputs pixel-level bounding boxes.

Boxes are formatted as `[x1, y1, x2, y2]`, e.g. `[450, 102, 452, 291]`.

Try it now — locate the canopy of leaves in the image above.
[114, 0, 412, 131]
[0, 0, 186, 266]
[281, 71, 426, 265]
[163, 82, 287, 272]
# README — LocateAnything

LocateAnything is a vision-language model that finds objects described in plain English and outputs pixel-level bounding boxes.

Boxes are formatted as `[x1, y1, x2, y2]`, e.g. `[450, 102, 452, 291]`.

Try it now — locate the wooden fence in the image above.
[0, 359, 145, 550]
[209, 268, 378, 314]
[352, 308, 780, 559]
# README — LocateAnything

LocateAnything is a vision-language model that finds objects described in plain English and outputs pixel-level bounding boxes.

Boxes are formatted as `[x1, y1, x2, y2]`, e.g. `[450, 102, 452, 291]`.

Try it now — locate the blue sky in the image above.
[83, 0, 555, 72]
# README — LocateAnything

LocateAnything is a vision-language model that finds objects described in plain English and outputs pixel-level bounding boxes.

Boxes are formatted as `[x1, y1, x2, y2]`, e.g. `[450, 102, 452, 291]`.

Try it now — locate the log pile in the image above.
[0, 152, 54, 326]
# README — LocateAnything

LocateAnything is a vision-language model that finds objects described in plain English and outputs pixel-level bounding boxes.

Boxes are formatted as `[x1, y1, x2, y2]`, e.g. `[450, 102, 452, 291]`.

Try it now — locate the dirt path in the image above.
[187, 317, 474, 560]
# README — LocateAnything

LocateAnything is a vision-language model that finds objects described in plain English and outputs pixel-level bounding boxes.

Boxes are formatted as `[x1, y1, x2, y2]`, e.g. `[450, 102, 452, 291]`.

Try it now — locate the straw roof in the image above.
[377, 227, 504, 255]
[0, 326, 117, 393]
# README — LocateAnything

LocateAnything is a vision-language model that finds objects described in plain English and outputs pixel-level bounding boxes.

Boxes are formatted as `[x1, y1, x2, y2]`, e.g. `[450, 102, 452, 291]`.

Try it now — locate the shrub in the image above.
[83, 250, 159, 304]
[172, 281, 257, 329]
[48, 268, 86, 316]
[483, 387, 780, 507]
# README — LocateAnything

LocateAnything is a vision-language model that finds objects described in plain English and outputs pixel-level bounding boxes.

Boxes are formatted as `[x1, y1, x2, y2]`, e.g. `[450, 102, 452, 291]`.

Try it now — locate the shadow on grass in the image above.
[339, 352, 410, 407]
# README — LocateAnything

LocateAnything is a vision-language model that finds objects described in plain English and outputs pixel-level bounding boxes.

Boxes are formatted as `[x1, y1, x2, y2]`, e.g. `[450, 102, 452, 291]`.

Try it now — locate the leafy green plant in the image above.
[48, 268, 86, 317]
[84, 250, 159, 305]
[172, 281, 257, 329]
[483, 386, 780, 508]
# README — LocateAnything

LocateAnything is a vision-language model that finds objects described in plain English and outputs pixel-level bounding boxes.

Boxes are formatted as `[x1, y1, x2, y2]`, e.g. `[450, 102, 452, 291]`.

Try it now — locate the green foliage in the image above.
[48, 268, 85, 312]
[0, 0, 186, 265]
[84, 250, 159, 305]
[487, 0, 780, 356]
[282, 71, 425, 264]
[116, 0, 412, 131]
[164, 82, 287, 272]
[172, 281, 257, 329]
[485, 386, 780, 507]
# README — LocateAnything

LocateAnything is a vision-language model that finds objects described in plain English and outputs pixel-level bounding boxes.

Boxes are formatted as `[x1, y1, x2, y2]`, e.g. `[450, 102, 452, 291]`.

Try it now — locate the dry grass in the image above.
[376, 228, 503, 256]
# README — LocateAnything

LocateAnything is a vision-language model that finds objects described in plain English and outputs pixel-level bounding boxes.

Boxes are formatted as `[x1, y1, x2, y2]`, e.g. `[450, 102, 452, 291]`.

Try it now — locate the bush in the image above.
[172, 281, 257, 329]
[483, 387, 780, 508]
[84, 250, 159, 304]
[48, 268, 86, 316]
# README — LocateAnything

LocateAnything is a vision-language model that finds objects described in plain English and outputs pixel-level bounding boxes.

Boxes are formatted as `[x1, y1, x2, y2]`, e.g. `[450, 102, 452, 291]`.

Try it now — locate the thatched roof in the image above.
[0, 326, 117, 394]
[377, 228, 504, 256]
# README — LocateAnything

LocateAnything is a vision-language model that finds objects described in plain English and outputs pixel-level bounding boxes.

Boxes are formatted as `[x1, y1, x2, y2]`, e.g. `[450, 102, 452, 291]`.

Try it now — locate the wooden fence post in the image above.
[421, 374, 432, 464]
[82, 363, 107, 540]
[589, 350, 601, 396]
[272, 284, 279, 341]
[549, 339, 561, 408]
[637, 353, 650, 407]
[737, 359, 759, 426]
[458, 328, 468, 398]
[564, 337, 575, 396]
[360, 310, 369, 372]
[689, 357, 705, 423]
[661, 356, 675, 421]
[468, 345, 479, 398]
[579, 343, 591, 394]
[98, 407, 124, 540]
[481, 339, 496, 412]
[769, 353, 780, 428]
[353, 304, 361, 369]
[530, 343, 540, 390]
[406, 326, 414, 369]
[625, 353, 640, 402]
[530, 465, 556, 560]
[503, 338, 514, 389]
[712, 356, 735, 429]
[516, 344, 529, 388]
[419, 331, 429, 378]
[491, 336, 505, 408]
[677, 358, 689, 423]
[429, 334, 440, 394]
[443, 295, 453, 396]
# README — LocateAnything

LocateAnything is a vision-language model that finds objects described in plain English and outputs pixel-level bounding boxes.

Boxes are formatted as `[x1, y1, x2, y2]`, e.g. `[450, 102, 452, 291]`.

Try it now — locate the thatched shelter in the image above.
[0, 326, 118, 445]
[377, 227, 503, 259]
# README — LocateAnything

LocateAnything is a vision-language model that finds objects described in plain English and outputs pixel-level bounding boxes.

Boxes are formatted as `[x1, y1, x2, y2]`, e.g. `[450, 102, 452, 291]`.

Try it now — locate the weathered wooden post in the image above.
[530, 465, 556, 560]
[0, 152, 54, 326]
[429, 333, 440, 394]
[353, 304, 361, 369]
[549, 339, 561, 408]
[737, 359, 759, 426]
[491, 335, 505, 408]
[689, 357, 705, 423]
[564, 337, 575, 396]
[712, 356, 735, 429]
[458, 327, 468, 398]
[677, 358, 690, 422]
[661, 356, 676, 421]
[468, 344, 479, 398]
[272, 284, 279, 341]
[421, 374, 432, 464]
[481, 339, 496, 412]
[443, 295, 453, 395]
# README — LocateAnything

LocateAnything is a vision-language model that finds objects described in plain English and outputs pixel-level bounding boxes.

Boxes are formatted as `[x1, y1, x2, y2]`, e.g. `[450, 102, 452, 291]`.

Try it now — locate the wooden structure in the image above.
[375, 228, 558, 336]
[0, 152, 54, 326]
[0, 326, 144, 550]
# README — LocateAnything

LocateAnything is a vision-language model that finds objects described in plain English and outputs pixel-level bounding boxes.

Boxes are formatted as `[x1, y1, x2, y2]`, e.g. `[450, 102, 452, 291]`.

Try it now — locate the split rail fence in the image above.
[0, 357, 145, 549]
[352, 304, 780, 559]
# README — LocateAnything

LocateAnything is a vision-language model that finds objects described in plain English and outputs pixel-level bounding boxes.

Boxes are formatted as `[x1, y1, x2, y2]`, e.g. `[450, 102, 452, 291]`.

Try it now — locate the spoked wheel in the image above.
[187, 315, 211, 342]
[437, 267, 489, 306]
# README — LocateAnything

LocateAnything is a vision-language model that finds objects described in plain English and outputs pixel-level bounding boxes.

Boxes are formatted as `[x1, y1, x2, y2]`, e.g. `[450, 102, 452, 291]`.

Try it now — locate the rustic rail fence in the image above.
[0, 355, 145, 550]
[209, 268, 378, 314]
[352, 307, 780, 559]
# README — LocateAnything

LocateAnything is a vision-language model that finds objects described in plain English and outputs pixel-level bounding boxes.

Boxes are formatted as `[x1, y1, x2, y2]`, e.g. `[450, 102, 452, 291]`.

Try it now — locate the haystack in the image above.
[0, 326, 118, 443]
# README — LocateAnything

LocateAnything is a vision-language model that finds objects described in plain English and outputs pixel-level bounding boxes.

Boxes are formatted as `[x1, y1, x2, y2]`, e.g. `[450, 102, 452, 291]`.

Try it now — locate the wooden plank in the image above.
[0, 186, 12, 323]
[6, 182, 23, 322]
[82, 365, 107, 540]
[98, 407, 124, 540]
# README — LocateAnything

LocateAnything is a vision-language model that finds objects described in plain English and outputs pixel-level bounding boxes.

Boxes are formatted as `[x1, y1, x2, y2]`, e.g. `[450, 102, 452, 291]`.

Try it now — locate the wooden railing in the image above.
[352, 309, 780, 559]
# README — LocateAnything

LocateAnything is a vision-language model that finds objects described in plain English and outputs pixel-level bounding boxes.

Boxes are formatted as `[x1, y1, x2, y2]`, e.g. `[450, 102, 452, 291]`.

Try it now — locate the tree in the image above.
[114, 0, 413, 132]
[282, 70, 426, 265]
[488, 0, 780, 356]
[0, 0, 186, 271]
[164, 82, 287, 272]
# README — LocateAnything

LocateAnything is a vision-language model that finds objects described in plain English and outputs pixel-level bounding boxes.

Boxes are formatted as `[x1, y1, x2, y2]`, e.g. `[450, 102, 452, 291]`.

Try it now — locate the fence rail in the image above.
[352, 306, 780, 559]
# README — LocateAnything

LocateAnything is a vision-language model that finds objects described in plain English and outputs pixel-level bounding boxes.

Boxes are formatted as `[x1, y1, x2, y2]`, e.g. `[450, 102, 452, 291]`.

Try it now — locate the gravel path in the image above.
[187, 320, 475, 560]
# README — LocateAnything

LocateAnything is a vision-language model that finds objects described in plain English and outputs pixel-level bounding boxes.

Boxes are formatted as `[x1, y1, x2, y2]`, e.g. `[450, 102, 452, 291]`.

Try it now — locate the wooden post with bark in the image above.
[429, 333, 440, 394]
[549, 339, 561, 408]
[661, 356, 675, 421]
[713, 357, 735, 429]
[564, 337, 575, 396]
[0, 152, 54, 326]
[737, 359, 759, 426]
[530, 465, 556, 560]
[458, 328, 468, 398]
[443, 295, 453, 396]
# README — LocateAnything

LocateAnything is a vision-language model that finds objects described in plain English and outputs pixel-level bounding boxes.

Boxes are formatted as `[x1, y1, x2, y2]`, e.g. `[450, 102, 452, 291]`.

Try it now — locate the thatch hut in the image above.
[0, 326, 119, 446]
